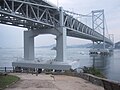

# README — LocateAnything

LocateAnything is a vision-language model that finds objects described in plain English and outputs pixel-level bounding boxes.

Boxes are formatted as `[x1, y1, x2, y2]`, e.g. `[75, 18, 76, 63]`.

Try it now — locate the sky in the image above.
[0, 0, 120, 48]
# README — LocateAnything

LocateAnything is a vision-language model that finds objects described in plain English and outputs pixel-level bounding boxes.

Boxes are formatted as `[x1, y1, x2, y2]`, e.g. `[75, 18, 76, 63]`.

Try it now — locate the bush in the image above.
[82, 66, 105, 78]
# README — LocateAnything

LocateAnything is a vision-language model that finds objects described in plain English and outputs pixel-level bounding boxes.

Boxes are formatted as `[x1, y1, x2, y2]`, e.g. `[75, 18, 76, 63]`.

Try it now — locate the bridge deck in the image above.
[0, 0, 113, 44]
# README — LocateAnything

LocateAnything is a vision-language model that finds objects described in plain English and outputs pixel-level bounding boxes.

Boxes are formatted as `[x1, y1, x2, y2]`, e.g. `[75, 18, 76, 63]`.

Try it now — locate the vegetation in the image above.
[0, 75, 19, 90]
[82, 66, 105, 78]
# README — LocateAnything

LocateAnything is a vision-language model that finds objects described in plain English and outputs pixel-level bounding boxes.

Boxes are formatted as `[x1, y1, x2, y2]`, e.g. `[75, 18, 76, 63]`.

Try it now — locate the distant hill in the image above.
[88, 43, 111, 49]
[115, 42, 120, 49]
[67, 43, 92, 48]
[36, 44, 92, 49]
[68, 43, 113, 49]
[36, 44, 55, 48]
[36, 43, 113, 49]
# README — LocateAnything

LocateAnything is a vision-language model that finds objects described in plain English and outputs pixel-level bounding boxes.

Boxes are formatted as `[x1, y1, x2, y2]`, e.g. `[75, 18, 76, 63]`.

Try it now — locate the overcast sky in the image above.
[0, 0, 120, 48]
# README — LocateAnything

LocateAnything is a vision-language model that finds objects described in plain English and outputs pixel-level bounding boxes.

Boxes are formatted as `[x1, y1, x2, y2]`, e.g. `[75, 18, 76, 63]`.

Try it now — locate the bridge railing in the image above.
[0, 67, 13, 73]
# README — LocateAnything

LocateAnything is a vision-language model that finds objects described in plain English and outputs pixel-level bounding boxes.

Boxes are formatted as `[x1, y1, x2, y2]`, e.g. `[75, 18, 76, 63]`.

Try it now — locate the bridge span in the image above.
[0, 0, 113, 70]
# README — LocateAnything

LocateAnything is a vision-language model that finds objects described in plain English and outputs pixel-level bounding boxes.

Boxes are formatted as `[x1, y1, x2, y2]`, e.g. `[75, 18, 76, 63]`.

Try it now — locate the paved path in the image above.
[5, 73, 104, 90]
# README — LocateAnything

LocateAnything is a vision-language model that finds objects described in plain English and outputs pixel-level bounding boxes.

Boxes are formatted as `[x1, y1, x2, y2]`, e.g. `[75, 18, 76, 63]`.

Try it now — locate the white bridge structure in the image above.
[0, 0, 113, 70]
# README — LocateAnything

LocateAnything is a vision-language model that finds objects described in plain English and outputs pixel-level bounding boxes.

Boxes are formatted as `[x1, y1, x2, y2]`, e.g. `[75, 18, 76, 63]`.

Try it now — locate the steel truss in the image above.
[63, 11, 112, 44]
[0, 0, 59, 29]
[92, 10, 106, 48]
[0, 0, 113, 44]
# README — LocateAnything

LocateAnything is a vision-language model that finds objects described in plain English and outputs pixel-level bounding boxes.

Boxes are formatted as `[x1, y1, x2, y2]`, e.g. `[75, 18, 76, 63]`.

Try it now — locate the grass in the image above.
[0, 75, 19, 90]
[82, 67, 105, 78]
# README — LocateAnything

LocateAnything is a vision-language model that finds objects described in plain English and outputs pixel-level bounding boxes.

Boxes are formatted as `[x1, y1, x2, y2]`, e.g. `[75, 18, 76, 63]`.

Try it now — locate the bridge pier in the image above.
[24, 31, 34, 60]
[12, 28, 71, 70]
[56, 27, 66, 62]
[55, 7, 66, 62]
[12, 6, 71, 70]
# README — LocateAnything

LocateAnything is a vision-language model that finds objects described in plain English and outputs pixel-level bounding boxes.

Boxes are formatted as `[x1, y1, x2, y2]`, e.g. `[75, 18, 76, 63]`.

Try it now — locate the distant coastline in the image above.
[1, 41, 120, 49]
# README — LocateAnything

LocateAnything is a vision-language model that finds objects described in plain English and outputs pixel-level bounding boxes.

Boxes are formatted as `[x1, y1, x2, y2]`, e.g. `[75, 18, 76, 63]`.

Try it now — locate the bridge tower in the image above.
[90, 10, 113, 56]
[92, 10, 105, 49]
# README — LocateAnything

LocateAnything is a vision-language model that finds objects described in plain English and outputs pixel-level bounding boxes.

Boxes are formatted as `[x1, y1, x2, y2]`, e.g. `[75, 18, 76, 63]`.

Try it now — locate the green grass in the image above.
[0, 75, 19, 90]
[82, 67, 105, 78]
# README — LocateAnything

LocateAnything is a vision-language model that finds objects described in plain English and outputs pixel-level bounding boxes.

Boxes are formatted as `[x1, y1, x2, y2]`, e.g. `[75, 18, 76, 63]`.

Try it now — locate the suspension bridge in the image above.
[0, 0, 113, 70]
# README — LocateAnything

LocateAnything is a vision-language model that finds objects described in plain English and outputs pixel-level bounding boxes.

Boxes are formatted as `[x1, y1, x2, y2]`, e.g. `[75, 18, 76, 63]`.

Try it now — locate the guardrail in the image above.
[0, 67, 13, 73]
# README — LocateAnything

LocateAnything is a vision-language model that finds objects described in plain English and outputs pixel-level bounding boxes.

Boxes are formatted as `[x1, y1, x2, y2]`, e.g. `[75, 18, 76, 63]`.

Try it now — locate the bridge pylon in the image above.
[92, 10, 105, 49]
[90, 10, 114, 56]
[24, 31, 35, 61]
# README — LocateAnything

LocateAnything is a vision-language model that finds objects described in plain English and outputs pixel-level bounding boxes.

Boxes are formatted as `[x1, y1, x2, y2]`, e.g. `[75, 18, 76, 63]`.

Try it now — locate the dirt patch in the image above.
[5, 73, 104, 90]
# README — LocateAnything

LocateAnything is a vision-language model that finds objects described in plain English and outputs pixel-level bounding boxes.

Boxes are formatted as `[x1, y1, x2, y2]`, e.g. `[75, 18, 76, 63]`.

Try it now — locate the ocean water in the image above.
[0, 48, 120, 82]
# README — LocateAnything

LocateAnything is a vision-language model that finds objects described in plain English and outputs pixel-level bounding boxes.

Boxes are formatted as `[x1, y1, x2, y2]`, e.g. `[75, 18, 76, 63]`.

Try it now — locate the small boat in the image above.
[89, 49, 113, 56]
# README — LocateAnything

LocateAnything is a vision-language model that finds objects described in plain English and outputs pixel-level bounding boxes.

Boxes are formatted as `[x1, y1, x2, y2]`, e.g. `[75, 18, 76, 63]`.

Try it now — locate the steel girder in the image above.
[0, 0, 59, 29]
[0, 0, 113, 44]
[63, 13, 113, 44]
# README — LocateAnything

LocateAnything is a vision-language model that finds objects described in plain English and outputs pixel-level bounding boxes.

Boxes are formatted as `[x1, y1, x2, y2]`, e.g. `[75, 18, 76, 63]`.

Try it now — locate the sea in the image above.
[0, 48, 120, 82]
